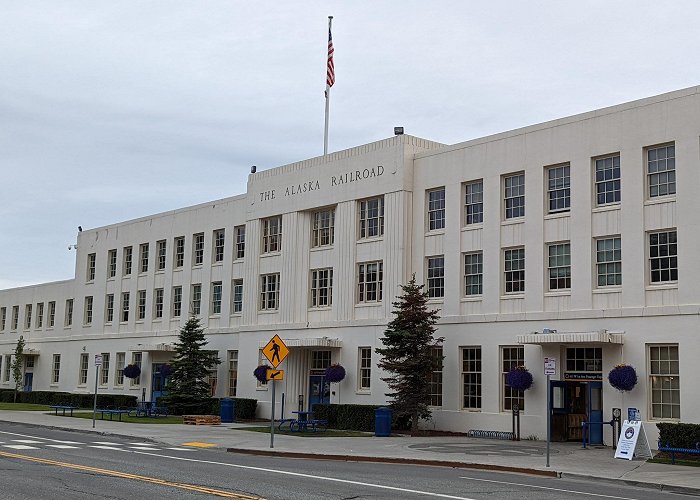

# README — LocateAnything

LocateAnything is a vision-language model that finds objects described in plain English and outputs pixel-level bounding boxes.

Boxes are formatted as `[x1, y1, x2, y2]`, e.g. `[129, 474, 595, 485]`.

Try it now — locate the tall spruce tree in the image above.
[162, 317, 221, 415]
[376, 275, 443, 436]
[11, 335, 25, 403]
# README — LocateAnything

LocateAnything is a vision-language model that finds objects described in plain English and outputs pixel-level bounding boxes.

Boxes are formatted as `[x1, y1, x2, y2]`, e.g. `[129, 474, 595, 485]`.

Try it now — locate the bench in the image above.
[95, 407, 132, 421]
[658, 441, 700, 464]
[289, 419, 328, 433]
[49, 404, 79, 416]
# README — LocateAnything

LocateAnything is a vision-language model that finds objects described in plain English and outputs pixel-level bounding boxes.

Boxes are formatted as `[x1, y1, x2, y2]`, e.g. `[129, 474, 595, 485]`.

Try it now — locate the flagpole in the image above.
[323, 16, 333, 156]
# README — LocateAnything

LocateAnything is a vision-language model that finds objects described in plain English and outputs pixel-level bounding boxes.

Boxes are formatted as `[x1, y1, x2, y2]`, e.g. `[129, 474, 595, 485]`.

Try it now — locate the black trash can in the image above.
[375, 407, 392, 437]
[220, 398, 235, 423]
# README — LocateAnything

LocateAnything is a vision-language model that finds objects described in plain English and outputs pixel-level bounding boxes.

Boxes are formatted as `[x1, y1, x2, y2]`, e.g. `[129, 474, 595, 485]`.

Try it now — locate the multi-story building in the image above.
[2, 86, 699, 446]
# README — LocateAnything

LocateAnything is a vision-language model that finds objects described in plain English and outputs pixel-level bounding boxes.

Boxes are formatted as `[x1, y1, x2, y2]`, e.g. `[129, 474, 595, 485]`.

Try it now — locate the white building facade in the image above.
[2, 87, 699, 445]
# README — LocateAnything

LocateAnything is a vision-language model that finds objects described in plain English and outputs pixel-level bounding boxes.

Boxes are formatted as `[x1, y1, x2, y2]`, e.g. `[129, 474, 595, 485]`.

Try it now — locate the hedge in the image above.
[312, 404, 411, 432]
[657, 422, 700, 449]
[208, 397, 258, 420]
[0, 389, 137, 408]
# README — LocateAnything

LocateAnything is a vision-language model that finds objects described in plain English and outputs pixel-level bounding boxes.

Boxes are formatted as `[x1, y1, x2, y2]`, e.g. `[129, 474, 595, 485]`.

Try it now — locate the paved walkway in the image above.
[1, 411, 699, 495]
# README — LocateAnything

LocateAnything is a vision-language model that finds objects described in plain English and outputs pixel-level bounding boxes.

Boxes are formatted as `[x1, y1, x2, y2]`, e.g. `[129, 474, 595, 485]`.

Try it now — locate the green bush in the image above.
[0, 389, 137, 408]
[312, 404, 406, 432]
[657, 422, 700, 449]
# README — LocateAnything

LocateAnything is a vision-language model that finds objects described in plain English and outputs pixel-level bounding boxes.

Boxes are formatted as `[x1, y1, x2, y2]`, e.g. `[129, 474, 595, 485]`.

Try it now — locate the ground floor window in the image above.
[208, 369, 218, 397]
[501, 346, 525, 411]
[228, 350, 238, 396]
[429, 346, 443, 406]
[648, 344, 680, 419]
[131, 352, 142, 386]
[51, 354, 60, 384]
[78, 353, 89, 385]
[358, 347, 371, 391]
[461, 346, 482, 409]
[100, 353, 110, 386]
[115, 352, 125, 386]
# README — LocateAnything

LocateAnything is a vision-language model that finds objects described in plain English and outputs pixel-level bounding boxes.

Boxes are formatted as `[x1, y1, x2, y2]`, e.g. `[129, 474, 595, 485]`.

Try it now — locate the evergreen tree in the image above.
[162, 317, 221, 415]
[376, 275, 443, 436]
[12, 335, 25, 403]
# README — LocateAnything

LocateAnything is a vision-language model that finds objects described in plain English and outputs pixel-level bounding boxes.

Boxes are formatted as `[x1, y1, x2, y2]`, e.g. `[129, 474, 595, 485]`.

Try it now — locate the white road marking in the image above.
[129, 450, 477, 499]
[129, 447, 160, 451]
[0, 430, 82, 445]
[51, 440, 82, 444]
[45, 445, 80, 449]
[459, 476, 639, 500]
[165, 448, 196, 452]
[11, 440, 43, 444]
[88, 445, 126, 450]
[92, 441, 125, 445]
[3, 445, 39, 450]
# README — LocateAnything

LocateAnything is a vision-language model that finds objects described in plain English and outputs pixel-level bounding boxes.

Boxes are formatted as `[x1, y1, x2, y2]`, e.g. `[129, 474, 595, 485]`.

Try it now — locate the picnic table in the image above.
[95, 407, 131, 421]
[49, 404, 79, 416]
[277, 411, 327, 433]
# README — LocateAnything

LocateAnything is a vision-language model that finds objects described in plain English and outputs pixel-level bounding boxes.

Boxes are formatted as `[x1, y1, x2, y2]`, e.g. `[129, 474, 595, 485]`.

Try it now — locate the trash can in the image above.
[375, 407, 392, 437]
[220, 398, 235, 423]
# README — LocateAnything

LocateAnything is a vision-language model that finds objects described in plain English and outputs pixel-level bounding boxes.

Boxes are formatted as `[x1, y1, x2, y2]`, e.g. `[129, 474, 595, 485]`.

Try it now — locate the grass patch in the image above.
[59, 412, 184, 425]
[649, 456, 700, 467]
[0, 403, 53, 411]
[239, 426, 371, 437]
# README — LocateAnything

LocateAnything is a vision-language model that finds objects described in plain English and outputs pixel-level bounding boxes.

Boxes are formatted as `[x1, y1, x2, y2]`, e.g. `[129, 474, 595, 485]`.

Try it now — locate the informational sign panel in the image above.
[627, 407, 640, 421]
[263, 334, 289, 368]
[544, 357, 556, 375]
[266, 369, 284, 381]
[94, 354, 103, 366]
[615, 420, 652, 460]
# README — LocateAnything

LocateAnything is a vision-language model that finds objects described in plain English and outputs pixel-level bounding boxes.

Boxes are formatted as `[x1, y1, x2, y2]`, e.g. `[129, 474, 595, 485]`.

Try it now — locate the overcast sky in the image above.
[2, 1, 700, 289]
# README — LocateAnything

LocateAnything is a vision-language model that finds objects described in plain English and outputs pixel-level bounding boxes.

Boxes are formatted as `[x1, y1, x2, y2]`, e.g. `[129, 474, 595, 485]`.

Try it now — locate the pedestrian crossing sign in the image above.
[263, 334, 289, 368]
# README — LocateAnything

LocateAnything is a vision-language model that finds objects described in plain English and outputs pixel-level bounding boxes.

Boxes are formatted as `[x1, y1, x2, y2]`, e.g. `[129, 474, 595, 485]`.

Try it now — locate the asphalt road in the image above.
[0, 422, 688, 500]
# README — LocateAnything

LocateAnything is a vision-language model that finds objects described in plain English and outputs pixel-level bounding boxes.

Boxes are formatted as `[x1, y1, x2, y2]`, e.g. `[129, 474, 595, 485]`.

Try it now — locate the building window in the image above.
[596, 237, 622, 287]
[10, 306, 18, 331]
[35, 303, 43, 328]
[461, 347, 482, 410]
[359, 196, 384, 239]
[228, 350, 238, 396]
[429, 346, 443, 406]
[312, 209, 335, 247]
[193, 233, 205, 266]
[0, 307, 5, 331]
[357, 261, 383, 303]
[137, 290, 146, 320]
[100, 353, 110, 386]
[310, 268, 333, 307]
[48, 301, 55, 327]
[312, 350, 331, 369]
[502, 346, 525, 411]
[207, 369, 218, 397]
[84, 296, 93, 325]
[464, 252, 483, 296]
[121, 292, 130, 322]
[211, 282, 222, 315]
[139, 243, 149, 273]
[174, 236, 185, 268]
[504, 173, 525, 219]
[547, 242, 571, 290]
[359, 347, 371, 390]
[262, 217, 282, 253]
[78, 353, 89, 385]
[105, 294, 114, 323]
[157, 240, 167, 270]
[24, 304, 32, 330]
[566, 347, 602, 372]
[426, 256, 445, 298]
[213, 229, 225, 263]
[123, 246, 133, 276]
[65, 299, 73, 327]
[427, 188, 446, 231]
[172, 286, 182, 317]
[648, 344, 680, 419]
[108, 249, 117, 278]
[595, 155, 621, 205]
[234, 225, 246, 259]
[648, 144, 675, 198]
[131, 352, 142, 386]
[464, 180, 483, 225]
[87, 253, 96, 281]
[115, 352, 125, 386]
[52, 354, 61, 384]
[259, 273, 280, 311]
[154, 288, 164, 319]
[546, 164, 570, 213]
[4, 355, 11, 382]
[504, 248, 525, 293]
[191, 284, 202, 315]
[649, 230, 678, 283]
[232, 280, 243, 314]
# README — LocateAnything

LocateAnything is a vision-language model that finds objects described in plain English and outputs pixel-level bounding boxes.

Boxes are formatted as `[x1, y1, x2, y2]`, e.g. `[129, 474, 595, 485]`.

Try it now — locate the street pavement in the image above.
[1, 410, 698, 496]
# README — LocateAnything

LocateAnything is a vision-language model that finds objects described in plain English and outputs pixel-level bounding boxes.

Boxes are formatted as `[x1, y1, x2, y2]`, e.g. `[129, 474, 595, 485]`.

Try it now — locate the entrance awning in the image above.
[128, 343, 176, 352]
[23, 349, 40, 356]
[257, 337, 342, 349]
[517, 330, 624, 345]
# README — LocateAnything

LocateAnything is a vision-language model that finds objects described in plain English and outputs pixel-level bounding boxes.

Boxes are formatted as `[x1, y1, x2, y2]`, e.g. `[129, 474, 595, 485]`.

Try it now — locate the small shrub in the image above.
[657, 422, 700, 449]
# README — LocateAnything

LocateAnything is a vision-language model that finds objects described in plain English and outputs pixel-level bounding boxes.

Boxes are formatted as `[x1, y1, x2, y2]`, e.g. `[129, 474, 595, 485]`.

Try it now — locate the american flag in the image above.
[326, 27, 335, 87]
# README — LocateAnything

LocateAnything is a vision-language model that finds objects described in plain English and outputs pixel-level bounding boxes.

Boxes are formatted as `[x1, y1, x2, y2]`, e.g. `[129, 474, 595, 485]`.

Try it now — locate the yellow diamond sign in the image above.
[263, 334, 289, 368]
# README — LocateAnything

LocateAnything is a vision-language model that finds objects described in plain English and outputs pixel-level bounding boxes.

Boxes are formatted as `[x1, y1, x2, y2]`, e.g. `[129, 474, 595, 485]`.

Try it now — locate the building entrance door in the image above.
[151, 363, 169, 402]
[23, 373, 33, 392]
[549, 380, 603, 444]
[308, 371, 329, 410]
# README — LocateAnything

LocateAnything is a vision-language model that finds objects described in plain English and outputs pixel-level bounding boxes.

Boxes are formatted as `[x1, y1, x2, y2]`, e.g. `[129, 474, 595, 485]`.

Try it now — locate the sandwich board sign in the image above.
[614, 420, 652, 460]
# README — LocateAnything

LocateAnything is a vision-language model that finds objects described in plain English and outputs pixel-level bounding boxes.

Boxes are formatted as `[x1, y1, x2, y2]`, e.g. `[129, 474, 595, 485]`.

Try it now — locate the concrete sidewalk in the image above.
[1, 411, 699, 495]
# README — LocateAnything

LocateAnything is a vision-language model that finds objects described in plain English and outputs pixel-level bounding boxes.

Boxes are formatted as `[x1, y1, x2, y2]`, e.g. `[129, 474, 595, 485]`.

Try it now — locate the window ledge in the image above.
[644, 196, 676, 206]
[155, 270, 165, 274]
[209, 314, 221, 319]
[82, 324, 92, 328]
[233, 258, 245, 262]
[356, 390, 371, 395]
[501, 218, 525, 226]
[460, 409, 482, 413]
[309, 306, 333, 311]
[545, 291, 571, 297]
[544, 211, 570, 220]
[592, 204, 621, 213]
[592, 287, 622, 294]
[258, 310, 279, 315]
[355, 302, 383, 308]
[357, 236, 384, 244]
[425, 229, 446, 237]
[460, 296, 483, 302]
[427, 299, 444, 304]
[212, 262, 224, 267]
[461, 224, 484, 232]
[229, 313, 242, 317]
[501, 294, 525, 300]
[310, 245, 334, 252]
[645, 283, 678, 291]
[152, 319, 163, 323]
[260, 252, 281, 258]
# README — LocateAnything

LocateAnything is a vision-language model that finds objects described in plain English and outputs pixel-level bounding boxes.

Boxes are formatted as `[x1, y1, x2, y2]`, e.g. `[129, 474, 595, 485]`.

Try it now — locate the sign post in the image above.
[92, 354, 103, 428]
[262, 335, 289, 449]
[544, 357, 556, 468]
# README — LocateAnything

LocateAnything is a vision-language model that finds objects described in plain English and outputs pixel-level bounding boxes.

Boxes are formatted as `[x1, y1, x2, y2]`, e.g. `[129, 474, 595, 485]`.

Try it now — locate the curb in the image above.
[226, 448, 559, 477]
[0, 418, 159, 444]
[561, 472, 700, 497]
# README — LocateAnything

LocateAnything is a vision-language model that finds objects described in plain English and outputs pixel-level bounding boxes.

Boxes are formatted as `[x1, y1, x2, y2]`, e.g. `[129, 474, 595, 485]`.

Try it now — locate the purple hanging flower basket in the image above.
[608, 364, 637, 392]
[324, 364, 346, 383]
[123, 364, 141, 379]
[253, 364, 271, 383]
[507, 366, 533, 392]
[159, 364, 172, 377]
